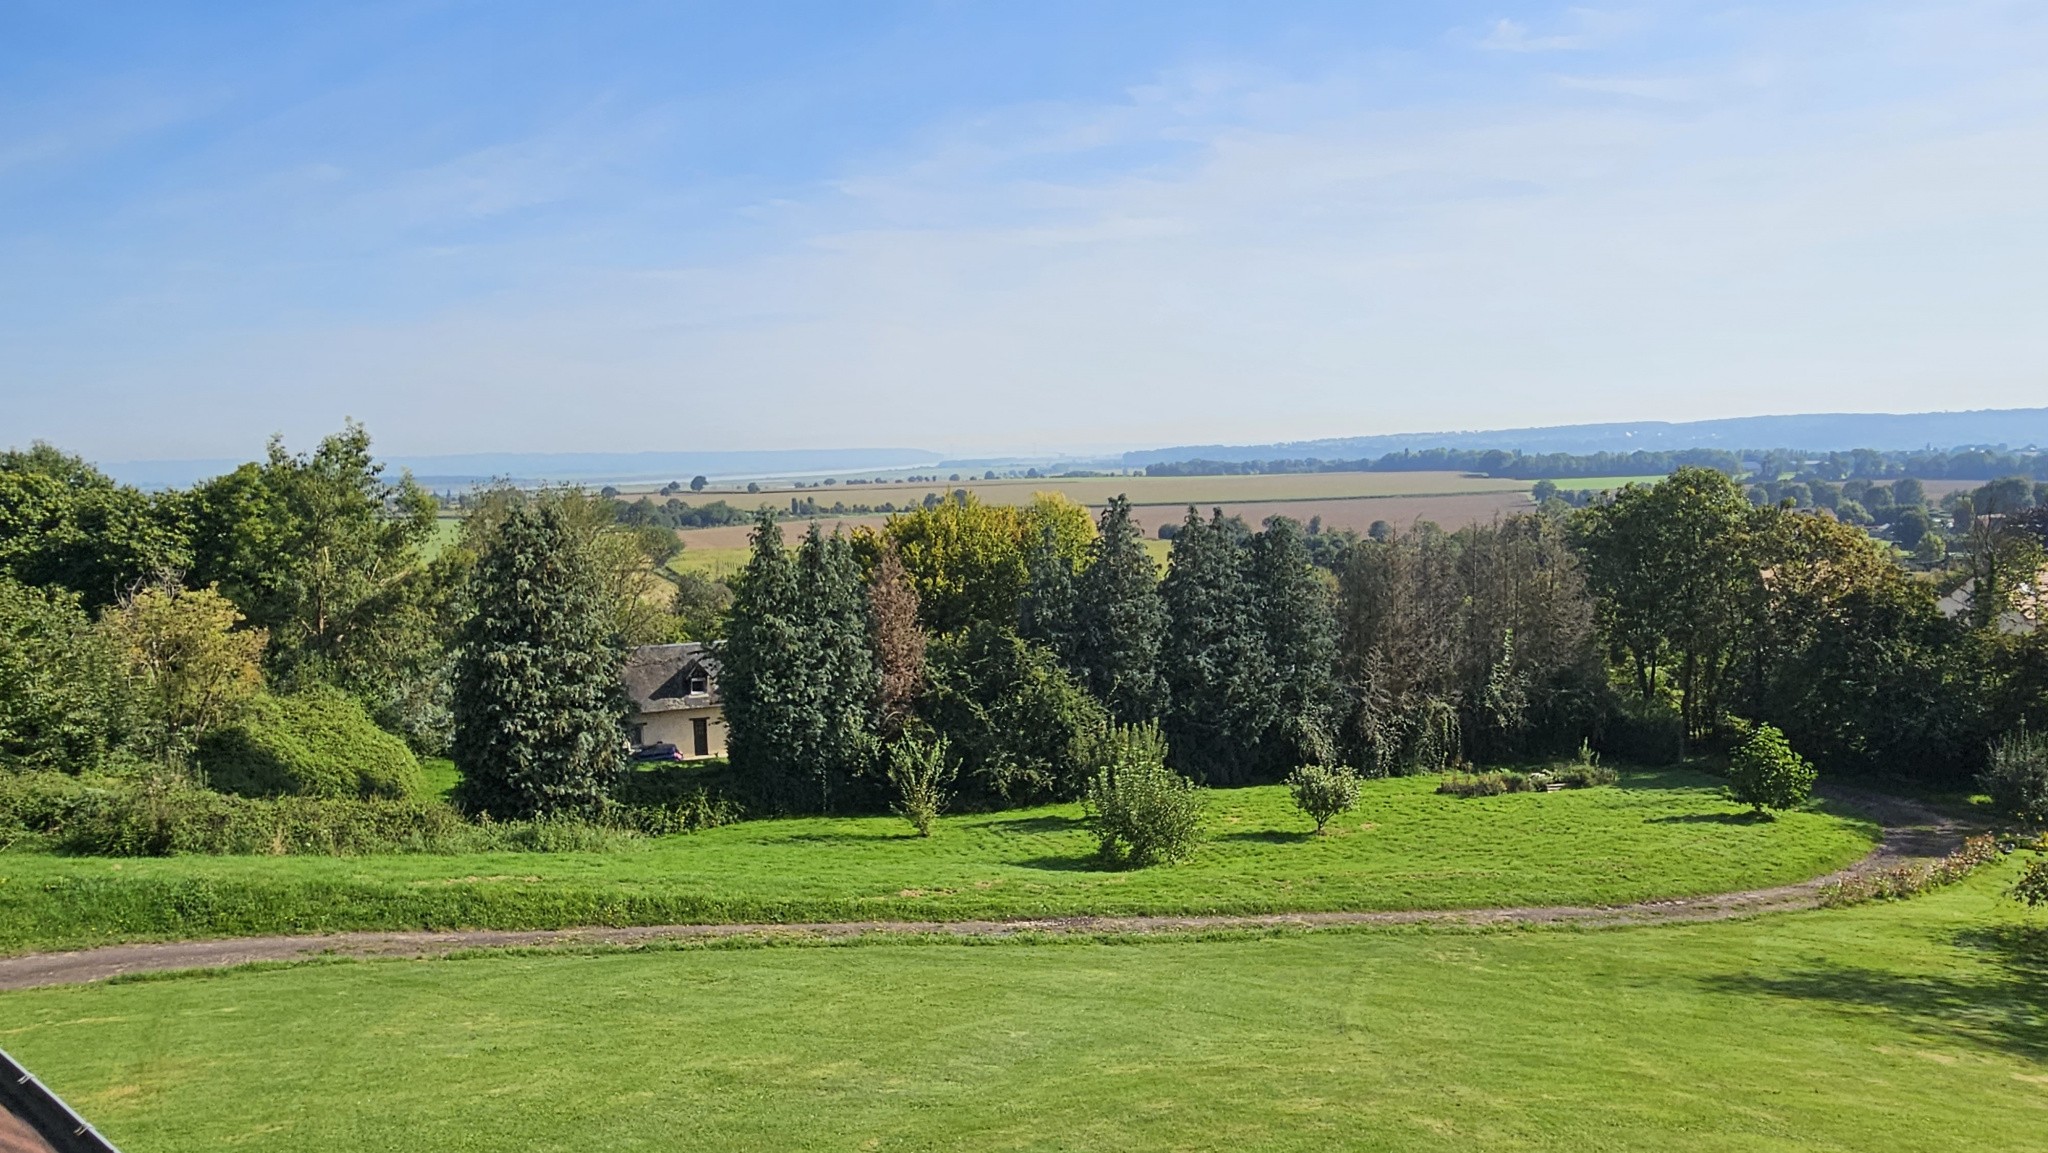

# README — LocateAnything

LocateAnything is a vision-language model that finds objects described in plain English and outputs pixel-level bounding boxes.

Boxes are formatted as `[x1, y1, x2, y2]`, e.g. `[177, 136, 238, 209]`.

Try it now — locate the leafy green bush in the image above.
[1552, 764, 1620, 788]
[1084, 723, 1204, 868]
[2014, 852, 2048, 908]
[884, 734, 955, 837]
[924, 623, 1109, 806]
[1436, 771, 1534, 797]
[1726, 724, 1817, 814]
[0, 770, 643, 856]
[196, 688, 423, 800]
[1980, 726, 2048, 828]
[1286, 764, 1360, 833]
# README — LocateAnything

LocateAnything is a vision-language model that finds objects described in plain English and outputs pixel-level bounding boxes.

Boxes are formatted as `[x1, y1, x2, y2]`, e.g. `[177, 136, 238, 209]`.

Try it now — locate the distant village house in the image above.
[623, 643, 727, 759]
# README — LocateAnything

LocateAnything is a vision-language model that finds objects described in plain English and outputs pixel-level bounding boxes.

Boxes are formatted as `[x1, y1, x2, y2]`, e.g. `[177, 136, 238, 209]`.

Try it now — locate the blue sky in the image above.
[3, 1, 2045, 462]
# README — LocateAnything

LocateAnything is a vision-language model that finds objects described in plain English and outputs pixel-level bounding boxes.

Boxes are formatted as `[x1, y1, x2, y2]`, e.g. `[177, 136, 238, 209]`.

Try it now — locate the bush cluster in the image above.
[0, 772, 663, 857]
[1435, 761, 1621, 798]
[196, 688, 423, 800]
[1084, 724, 1204, 868]
[1980, 726, 2048, 828]
[1436, 771, 1536, 797]
[1822, 834, 2002, 907]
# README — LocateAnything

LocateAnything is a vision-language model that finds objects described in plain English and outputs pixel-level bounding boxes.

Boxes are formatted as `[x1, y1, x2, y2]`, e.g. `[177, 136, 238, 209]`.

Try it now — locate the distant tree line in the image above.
[1146, 445, 2048, 482]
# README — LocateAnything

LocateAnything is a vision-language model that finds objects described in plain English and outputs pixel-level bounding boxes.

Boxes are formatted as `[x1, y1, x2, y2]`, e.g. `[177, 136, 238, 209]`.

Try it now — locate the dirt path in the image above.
[0, 789, 1969, 992]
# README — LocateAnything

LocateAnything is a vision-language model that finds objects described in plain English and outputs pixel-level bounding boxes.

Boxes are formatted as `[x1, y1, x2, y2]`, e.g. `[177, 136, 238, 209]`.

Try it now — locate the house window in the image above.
[692, 717, 710, 757]
[629, 723, 645, 747]
[685, 666, 709, 695]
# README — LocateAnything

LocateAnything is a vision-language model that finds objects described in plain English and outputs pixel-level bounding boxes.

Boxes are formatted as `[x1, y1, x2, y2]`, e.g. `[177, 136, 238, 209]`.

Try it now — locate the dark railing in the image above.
[0, 1048, 119, 1153]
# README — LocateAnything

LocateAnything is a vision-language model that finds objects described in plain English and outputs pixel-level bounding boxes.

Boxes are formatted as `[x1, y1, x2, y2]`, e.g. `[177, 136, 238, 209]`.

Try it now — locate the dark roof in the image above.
[623, 643, 721, 715]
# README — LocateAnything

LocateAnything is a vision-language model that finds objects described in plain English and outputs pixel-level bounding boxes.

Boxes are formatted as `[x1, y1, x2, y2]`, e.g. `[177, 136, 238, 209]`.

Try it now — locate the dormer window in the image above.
[684, 665, 709, 696]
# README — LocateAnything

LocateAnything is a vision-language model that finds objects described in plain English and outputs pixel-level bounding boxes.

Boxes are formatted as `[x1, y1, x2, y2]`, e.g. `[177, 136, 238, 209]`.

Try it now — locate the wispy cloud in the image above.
[6, 1, 2048, 459]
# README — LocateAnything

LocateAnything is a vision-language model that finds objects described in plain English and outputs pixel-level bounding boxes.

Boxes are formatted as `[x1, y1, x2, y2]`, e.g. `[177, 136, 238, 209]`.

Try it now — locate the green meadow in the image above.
[0, 771, 1874, 954]
[1, 864, 2041, 1152]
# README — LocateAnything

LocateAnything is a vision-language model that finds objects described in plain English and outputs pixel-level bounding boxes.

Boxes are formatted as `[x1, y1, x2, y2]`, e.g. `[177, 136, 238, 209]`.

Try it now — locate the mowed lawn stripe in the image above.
[0, 867, 2038, 1151]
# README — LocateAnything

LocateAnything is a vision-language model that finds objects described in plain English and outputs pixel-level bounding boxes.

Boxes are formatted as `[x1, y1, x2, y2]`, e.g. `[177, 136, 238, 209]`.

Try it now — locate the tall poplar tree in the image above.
[450, 502, 624, 818]
[1071, 496, 1169, 724]
[1160, 508, 1278, 785]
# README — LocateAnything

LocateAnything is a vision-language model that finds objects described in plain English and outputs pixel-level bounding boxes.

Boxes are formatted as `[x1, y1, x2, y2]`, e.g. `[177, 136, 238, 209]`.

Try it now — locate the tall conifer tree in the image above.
[1071, 496, 1168, 724]
[1250, 516, 1339, 772]
[451, 502, 624, 818]
[1018, 522, 1080, 666]
[720, 516, 880, 811]
[719, 513, 806, 804]
[1160, 508, 1279, 785]
[795, 522, 880, 810]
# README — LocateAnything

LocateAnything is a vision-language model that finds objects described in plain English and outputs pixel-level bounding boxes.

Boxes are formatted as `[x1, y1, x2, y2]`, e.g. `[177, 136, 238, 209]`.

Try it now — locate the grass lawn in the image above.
[0, 771, 1875, 954]
[419, 756, 459, 801]
[1, 864, 2042, 1151]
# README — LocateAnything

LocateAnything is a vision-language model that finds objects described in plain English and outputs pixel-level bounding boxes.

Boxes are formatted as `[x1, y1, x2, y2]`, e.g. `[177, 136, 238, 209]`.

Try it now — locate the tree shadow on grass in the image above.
[1701, 925, 2048, 1062]
[982, 815, 1086, 835]
[1009, 853, 1109, 873]
[1216, 829, 1316, 844]
[775, 832, 911, 845]
[1647, 811, 1772, 826]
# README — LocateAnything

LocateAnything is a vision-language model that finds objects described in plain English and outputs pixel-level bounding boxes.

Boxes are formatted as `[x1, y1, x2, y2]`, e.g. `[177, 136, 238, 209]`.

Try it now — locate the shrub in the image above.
[1823, 834, 2002, 906]
[1552, 764, 1619, 788]
[2014, 851, 2048, 908]
[196, 688, 423, 800]
[0, 770, 647, 856]
[1726, 724, 1816, 814]
[1436, 771, 1533, 797]
[1554, 746, 1619, 789]
[1084, 723, 1204, 868]
[1980, 725, 2048, 828]
[885, 734, 955, 837]
[1287, 764, 1360, 833]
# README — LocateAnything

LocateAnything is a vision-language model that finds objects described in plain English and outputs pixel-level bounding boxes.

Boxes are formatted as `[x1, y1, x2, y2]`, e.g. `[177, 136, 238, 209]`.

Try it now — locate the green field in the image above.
[1543, 475, 1669, 492]
[1, 863, 2040, 1151]
[0, 771, 1874, 954]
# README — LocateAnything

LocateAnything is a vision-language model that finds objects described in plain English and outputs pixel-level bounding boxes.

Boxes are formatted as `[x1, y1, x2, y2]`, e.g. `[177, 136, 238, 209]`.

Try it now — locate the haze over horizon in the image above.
[6, 1, 2047, 462]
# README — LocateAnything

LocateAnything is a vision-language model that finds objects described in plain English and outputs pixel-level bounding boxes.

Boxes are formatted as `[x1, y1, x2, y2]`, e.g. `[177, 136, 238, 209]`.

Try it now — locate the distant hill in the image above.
[105, 447, 944, 490]
[1120, 408, 2048, 468]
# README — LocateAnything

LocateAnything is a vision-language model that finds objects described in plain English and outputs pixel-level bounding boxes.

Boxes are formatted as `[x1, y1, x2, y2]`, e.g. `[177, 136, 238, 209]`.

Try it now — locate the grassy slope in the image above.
[0, 772, 1875, 954]
[1, 865, 2043, 1151]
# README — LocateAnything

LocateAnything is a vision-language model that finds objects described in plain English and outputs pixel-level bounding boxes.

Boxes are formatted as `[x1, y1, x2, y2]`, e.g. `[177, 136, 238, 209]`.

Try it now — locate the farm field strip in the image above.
[677, 470, 1529, 510]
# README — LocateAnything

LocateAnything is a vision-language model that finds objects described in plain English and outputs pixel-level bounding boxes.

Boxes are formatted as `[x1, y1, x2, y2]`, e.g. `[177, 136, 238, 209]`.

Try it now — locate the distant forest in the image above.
[1145, 445, 2048, 482]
